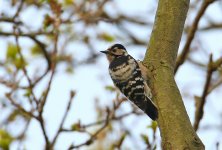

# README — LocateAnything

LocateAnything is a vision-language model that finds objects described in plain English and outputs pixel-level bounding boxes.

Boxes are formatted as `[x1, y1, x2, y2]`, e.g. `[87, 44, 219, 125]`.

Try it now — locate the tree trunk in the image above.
[143, 0, 205, 149]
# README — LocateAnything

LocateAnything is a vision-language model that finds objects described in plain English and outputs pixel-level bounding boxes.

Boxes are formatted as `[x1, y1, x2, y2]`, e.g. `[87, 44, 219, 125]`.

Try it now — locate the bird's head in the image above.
[100, 44, 128, 62]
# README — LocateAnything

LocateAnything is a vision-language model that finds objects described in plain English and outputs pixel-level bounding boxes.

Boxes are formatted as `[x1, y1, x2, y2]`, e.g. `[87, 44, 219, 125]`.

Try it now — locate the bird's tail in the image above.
[144, 97, 158, 120]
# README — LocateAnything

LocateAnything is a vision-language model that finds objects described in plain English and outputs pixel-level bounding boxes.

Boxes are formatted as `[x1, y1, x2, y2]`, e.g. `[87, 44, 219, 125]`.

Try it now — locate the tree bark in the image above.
[143, 0, 205, 149]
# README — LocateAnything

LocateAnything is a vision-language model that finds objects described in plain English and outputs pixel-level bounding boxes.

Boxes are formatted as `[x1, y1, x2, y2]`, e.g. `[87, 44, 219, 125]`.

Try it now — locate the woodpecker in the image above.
[100, 44, 158, 120]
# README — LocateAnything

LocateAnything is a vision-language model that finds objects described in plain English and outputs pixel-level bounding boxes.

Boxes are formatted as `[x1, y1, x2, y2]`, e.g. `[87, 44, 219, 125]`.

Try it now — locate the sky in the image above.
[0, 0, 222, 150]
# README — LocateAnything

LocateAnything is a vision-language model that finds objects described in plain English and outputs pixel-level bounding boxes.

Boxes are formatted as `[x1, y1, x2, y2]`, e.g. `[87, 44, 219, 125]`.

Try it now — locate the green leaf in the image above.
[99, 33, 115, 42]
[6, 43, 18, 60]
[105, 86, 116, 92]
[14, 57, 26, 69]
[65, 65, 74, 74]
[31, 45, 42, 56]
[153, 144, 157, 150]
[6, 43, 27, 70]
[63, 0, 73, 6]
[140, 134, 150, 145]
[71, 123, 81, 131]
[24, 89, 32, 97]
[0, 129, 14, 150]
[147, 121, 158, 133]
[7, 110, 19, 122]
[115, 132, 127, 148]
[7, 109, 31, 122]
[43, 14, 53, 29]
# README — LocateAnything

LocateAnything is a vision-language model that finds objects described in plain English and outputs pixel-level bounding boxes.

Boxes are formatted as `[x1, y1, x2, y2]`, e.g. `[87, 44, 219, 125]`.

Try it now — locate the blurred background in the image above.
[0, 0, 222, 149]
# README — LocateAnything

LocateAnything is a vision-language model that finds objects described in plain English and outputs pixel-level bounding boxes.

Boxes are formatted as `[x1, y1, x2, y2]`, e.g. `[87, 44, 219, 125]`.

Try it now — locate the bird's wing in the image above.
[137, 61, 153, 99]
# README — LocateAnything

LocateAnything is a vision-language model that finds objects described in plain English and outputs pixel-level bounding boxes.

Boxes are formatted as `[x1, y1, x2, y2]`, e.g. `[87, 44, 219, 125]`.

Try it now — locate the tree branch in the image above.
[68, 110, 110, 150]
[143, 0, 204, 149]
[200, 23, 222, 30]
[15, 33, 39, 105]
[51, 91, 76, 147]
[5, 93, 37, 119]
[0, 31, 52, 71]
[175, 0, 216, 73]
[194, 55, 222, 131]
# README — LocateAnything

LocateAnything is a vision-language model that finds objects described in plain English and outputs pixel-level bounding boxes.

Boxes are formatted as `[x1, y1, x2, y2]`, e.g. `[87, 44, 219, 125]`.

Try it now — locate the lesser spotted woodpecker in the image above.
[101, 44, 158, 120]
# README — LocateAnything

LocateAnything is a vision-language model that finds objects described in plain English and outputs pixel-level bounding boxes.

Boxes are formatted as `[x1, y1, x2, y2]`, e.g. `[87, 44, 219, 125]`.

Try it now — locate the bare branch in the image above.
[194, 55, 222, 131]
[0, 31, 52, 71]
[13, 0, 24, 19]
[15, 32, 39, 105]
[199, 23, 222, 31]
[207, 76, 222, 94]
[5, 93, 37, 119]
[68, 109, 110, 150]
[37, 115, 50, 148]
[175, 0, 216, 73]
[51, 91, 76, 147]
[0, 17, 22, 25]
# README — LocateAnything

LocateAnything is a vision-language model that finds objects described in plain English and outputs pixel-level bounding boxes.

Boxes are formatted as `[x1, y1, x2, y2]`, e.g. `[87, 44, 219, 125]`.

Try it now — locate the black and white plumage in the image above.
[100, 44, 158, 120]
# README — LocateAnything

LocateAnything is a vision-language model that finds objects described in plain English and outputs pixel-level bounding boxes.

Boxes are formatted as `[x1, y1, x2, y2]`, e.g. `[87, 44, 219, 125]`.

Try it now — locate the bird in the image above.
[100, 43, 158, 120]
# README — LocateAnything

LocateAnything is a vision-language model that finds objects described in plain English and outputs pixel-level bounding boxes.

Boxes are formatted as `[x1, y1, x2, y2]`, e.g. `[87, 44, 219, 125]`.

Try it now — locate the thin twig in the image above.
[207, 76, 222, 94]
[13, 0, 24, 19]
[62, 110, 142, 132]
[193, 54, 213, 130]
[175, 0, 216, 73]
[0, 31, 52, 71]
[0, 17, 22, 24]
[51, 91, 76, 147]
[5, 93, 37, 119]
[37, 29, 59, 149]
[37, 115, 50, 148]
[193, 54, 222, 131]
[199, 23, 222, 31]
[14, 29, 51, 148]
[15, 33, 39, 105]
[16, 120, 32, 149]
[68, 110, 110, 150]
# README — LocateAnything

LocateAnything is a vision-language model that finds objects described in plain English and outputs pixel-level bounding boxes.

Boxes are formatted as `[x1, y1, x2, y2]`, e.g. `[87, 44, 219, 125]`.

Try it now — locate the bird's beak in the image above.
[100, 50, 109, 54]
